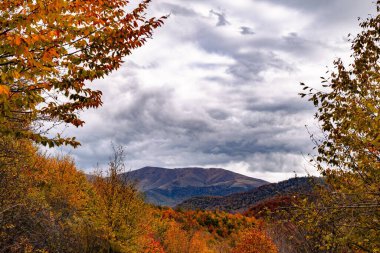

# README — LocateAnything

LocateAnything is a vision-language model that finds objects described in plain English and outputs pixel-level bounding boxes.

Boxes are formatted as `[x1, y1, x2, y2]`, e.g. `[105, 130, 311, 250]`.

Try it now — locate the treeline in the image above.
[1, 138, 149, 252]
[0, 138, 279, 253]
[176, 177, 317, 212]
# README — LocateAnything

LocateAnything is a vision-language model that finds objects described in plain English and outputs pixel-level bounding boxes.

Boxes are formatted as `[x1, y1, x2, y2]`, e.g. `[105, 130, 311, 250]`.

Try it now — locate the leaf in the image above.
[0, 85, 10, 96]
[14, 37, 22, 46]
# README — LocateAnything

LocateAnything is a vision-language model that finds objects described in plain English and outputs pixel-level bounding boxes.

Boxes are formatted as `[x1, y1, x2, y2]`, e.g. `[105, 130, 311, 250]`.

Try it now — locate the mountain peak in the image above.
[123, 167, 268, 206]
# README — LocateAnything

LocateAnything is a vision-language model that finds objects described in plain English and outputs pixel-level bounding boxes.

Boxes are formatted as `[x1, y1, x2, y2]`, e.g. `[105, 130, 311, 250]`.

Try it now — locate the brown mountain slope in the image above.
[122, 167, 269, 206]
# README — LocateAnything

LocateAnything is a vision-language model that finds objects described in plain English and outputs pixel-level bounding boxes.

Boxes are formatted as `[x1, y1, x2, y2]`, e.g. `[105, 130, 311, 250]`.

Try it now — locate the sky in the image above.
[54, 0, 375, 182]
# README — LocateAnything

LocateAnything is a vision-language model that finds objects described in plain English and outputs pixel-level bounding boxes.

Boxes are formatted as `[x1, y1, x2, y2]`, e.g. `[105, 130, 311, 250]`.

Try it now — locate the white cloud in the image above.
[52, 0, 376, 182]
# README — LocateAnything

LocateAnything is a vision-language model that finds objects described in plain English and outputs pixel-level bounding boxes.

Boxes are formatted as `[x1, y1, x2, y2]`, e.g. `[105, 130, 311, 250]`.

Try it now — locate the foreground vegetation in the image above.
[0, 0, 279, 251]
[0, 139, 278, 252]
[1, 0, 379, 252]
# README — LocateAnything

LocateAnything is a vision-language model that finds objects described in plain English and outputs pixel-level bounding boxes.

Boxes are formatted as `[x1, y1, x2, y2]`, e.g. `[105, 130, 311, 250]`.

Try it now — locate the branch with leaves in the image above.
[0, 0, 166, 147]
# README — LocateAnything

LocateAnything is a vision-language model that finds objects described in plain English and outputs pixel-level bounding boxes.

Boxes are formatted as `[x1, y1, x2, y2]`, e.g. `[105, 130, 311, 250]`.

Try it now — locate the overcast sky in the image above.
[54, 0, 375, 182]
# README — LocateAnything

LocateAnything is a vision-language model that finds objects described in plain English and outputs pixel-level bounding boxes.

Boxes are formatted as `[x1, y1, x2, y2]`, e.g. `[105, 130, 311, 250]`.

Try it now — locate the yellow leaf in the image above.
[13, 71, 20, 79]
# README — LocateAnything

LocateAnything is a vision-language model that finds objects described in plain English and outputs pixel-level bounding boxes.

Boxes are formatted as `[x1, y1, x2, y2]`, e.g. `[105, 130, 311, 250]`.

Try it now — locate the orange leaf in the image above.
[15, 37, 22, 45]
[0, 85, 10, 95]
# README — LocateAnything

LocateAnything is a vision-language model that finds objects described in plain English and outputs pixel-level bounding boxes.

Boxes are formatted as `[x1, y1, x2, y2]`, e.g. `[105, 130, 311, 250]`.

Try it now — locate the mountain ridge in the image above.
[176, 177, 319, 212]
[121, 166, 269, 206]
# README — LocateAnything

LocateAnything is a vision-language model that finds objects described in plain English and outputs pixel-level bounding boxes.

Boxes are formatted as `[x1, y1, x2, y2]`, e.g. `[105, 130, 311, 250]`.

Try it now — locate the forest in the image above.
[0, 0, 379, 252]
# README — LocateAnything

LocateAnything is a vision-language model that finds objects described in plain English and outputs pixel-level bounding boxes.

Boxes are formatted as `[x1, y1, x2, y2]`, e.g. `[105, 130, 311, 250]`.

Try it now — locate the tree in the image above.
[92, 145, 152, 252]
[299, 1, 380, 251]
[0, 0, 164, 147]
[0, 141, 101, 252]
[162, 221, 190, 253]
[0, 141, 156, 252]
[188, 231, 213, 253]
[232, 229, 278, 253]
[143, 236, 166, 253]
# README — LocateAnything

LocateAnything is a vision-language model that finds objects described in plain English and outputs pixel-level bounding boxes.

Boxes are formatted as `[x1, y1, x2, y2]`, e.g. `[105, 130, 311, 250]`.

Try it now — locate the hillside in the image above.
[176, 177, 319, 212]
[122, 166, 268, 206]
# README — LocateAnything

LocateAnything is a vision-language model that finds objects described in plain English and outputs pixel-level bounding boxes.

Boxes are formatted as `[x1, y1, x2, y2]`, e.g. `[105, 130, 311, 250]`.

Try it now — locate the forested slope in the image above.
[177, 177, 319, 212]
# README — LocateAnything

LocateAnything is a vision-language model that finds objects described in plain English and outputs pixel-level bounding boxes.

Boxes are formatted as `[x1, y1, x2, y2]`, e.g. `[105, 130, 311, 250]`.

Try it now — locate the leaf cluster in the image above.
[0, 0, 165, 147]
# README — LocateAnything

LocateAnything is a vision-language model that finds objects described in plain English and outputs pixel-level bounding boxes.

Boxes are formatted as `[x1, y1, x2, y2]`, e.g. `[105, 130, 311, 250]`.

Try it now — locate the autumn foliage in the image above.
[152, 207, 279, 253]
[0, 0, 281, 252]
[3, 0, 378, 252]
[232, 229, 278, 253]
[0, 137, 281, 252]
[0, 0, 165, 147]
[294, 1, 380, 252]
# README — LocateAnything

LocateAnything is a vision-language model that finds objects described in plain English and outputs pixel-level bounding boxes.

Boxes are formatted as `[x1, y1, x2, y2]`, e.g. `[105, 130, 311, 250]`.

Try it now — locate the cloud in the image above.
[246, 97, 314, 114]
[210, 10, 230, 26]
[207, 109, 229, 121]
[226, 51, 293, 82]
[161, 3, 197, 17]
[240, 26, 255, 35]
[52, 0, 376, 182]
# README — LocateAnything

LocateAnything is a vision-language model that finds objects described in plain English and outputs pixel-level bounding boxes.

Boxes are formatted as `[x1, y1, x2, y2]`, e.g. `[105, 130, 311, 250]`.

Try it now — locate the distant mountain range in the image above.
[176, 177, 319, 212]
[121, 166, 268, 207]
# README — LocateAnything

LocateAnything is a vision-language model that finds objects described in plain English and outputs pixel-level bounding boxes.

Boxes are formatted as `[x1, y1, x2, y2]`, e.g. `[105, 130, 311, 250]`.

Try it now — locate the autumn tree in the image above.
[0, 1, 165, 250]
[298, 1, 380, 251]
[142, 234, 166, 253]
[92, 145, 152, 252]
[1, 142, 157, 252]
[163, 224, 213, 253]
[232, 229, 278, 253]
[0, 143, 103, 252]
[0, 137, 38, 251]
[188, 231, 213, 253]
[0, 0, 164, 147]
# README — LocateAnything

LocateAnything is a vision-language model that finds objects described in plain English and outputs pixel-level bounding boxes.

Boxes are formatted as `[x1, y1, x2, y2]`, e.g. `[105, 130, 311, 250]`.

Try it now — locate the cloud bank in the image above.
[54, 0, 375, 182]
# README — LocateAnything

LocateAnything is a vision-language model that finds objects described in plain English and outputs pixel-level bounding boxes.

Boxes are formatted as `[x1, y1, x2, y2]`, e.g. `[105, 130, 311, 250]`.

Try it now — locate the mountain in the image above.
[176, 177, 320, 212]
[122, 166, 268, 207]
